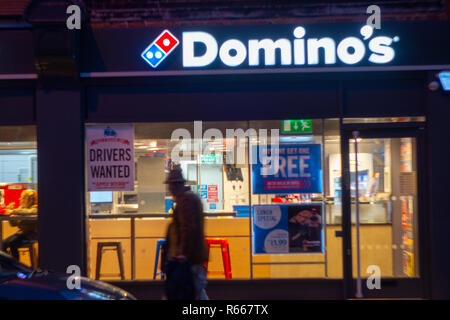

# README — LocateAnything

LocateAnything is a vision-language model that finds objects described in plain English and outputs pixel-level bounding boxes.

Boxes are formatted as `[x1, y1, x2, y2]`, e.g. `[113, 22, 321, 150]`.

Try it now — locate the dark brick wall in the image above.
[84, 0, 450, 28]
[2, 1, 448, 26]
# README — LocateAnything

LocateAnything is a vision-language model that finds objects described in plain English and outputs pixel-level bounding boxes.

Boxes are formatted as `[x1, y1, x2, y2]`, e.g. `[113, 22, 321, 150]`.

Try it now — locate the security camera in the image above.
[428, 81, 440, 91]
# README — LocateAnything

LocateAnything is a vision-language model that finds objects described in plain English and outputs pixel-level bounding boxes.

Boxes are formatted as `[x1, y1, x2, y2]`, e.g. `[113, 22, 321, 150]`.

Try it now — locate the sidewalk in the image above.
[108, 279, 423, 300]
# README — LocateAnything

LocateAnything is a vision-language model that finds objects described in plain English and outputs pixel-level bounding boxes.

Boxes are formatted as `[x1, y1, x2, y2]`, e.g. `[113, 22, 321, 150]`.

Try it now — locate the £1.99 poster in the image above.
[253, 204, 323, 254]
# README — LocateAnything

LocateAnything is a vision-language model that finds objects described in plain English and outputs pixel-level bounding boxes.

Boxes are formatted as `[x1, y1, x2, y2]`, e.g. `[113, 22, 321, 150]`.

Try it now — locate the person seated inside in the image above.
[1, 190, 38, 261]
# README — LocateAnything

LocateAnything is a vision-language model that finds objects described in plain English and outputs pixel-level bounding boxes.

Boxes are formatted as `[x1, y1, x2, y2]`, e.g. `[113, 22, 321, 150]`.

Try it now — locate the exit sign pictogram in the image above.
[282, 120, 312, 133]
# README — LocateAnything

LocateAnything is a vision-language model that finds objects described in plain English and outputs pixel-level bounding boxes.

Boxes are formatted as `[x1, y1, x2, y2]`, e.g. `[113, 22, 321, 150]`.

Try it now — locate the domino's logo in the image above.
[141, 30, 179, 68]
[141, 25, 398, 69]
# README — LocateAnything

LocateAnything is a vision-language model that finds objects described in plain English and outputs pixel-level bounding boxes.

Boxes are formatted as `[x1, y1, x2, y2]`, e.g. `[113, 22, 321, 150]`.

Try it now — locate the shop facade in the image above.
[0, 17, 449, 299]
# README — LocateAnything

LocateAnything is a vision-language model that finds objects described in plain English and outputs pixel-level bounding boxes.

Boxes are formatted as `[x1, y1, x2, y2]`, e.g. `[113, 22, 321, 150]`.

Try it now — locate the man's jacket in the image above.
[166, 187, 208, 265]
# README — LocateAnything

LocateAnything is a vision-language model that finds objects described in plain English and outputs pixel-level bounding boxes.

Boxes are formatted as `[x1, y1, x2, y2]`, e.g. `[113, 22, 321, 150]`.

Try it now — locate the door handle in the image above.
[335, 230, 343, 237]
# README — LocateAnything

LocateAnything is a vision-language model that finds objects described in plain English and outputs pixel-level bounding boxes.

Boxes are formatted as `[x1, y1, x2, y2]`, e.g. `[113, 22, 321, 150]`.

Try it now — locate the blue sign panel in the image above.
[252, 144, 322, 194]
[253, 204, 323, 254]
[438, 71, 450, 91]
[199, 184, 208, 199]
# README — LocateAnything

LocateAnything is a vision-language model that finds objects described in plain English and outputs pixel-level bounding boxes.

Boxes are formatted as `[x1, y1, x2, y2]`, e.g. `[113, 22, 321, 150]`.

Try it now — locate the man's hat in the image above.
[164, 168, 186, 184]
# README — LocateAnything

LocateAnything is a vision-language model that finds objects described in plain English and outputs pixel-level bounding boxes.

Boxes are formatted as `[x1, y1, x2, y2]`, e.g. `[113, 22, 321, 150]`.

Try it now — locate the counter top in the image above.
[89, 212, 237, 219]
[0, 215, 37, 221]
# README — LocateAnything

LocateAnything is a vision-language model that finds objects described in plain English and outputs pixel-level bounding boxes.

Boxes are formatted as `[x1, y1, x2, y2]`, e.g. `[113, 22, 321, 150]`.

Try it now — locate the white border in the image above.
[1, 65, 449, 80]
[0, 74, 37, 80]
[80, 65, 450, 78]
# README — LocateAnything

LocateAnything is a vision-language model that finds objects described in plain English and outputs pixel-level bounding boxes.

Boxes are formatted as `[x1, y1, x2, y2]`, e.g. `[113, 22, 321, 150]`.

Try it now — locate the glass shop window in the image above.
[85, 122, 252, 281]
[85, 120, 343, 281]
[250, 119, 344, 279]
[0, 126, 38, 269]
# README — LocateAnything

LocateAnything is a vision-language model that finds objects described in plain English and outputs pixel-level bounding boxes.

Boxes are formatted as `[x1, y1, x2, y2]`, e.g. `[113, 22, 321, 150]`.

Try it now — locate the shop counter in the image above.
[325, 201, 392, 224]
[88, 213, 395, 281]
[0, 214, 395, 280]
[88, 212, 238, 280]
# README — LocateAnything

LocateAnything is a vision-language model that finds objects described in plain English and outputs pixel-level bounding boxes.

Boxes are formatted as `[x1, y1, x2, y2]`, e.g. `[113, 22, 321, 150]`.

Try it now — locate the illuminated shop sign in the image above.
[141, 25, 399, 69]
[141, 30, 179, 68]
[438, 71, 450, 91]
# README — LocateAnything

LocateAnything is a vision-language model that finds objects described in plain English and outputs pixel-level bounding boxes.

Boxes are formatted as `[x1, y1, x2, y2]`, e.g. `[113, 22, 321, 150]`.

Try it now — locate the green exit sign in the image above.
[201, 154, 221, 164]
[282, 120, 312, 133]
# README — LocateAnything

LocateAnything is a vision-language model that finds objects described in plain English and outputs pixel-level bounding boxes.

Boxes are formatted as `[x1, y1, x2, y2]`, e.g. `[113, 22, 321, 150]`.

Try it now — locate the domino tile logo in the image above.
[141, 30, 179, 68]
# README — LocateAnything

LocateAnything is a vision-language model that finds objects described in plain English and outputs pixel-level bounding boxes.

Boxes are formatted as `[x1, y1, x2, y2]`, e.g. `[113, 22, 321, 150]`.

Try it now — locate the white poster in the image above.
[87, 125, 134, 191]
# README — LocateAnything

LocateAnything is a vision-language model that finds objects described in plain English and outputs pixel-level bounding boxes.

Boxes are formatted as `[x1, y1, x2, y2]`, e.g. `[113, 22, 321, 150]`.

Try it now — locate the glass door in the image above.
[341, 125, 426, 298]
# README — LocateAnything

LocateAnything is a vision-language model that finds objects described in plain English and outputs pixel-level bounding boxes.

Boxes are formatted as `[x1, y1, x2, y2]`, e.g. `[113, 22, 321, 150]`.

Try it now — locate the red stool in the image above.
[204, 238, 232, 280]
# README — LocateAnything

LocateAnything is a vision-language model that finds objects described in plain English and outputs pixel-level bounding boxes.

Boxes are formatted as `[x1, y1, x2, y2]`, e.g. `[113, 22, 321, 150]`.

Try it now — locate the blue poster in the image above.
[253, 204, 323, 254]
[199, 184, 208, 199]
[252, 144, 322, 194]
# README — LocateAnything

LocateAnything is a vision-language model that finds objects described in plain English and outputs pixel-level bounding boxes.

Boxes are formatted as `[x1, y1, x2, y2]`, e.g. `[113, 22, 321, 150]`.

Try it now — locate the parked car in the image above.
[0, 251, 136, 300]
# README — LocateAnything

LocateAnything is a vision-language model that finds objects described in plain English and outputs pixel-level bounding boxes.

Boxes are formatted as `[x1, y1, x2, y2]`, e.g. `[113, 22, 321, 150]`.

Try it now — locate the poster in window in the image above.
[252, 144, 322, 194]
[87, 125, 135, 191]
[253, 204, 323, 254]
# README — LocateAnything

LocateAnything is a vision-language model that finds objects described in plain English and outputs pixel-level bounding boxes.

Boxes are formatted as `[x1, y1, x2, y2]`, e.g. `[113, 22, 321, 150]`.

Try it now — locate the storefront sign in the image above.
[142, 25, 399, 69]
[80, 21, 450, 75]
[141, 30, 180, 68]
[87, 126, 135, 191]
[282, 119, 312, 133]
[438, 71, 450, 91]
[253, 204, 323, 254]
[252, 144, 322, 194]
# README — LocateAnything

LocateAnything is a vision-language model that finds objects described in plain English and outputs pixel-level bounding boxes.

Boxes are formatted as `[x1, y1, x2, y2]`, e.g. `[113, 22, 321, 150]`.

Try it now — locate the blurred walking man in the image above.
[163, 167, 209, 300]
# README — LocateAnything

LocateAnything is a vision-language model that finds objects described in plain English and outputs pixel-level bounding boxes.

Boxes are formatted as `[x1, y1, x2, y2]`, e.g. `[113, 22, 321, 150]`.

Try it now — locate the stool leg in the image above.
[221, 242, 232, 280]
[220, 243, 227, 279]
[153, 242, 161, 280]
[116, 243, 125, 280]
[226, 243, 232, 279]
[159, 242, 165, 280]
[95, 244, 102, 280]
